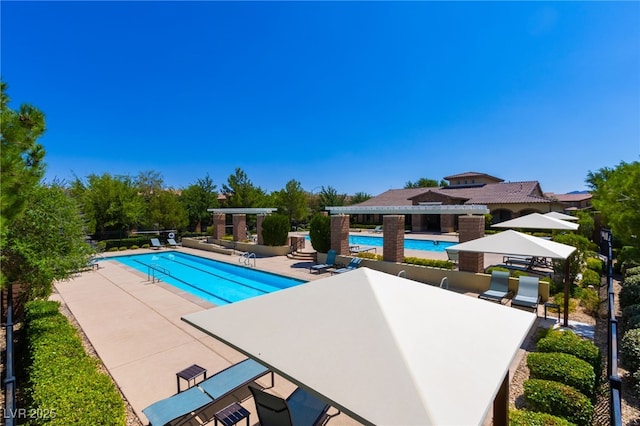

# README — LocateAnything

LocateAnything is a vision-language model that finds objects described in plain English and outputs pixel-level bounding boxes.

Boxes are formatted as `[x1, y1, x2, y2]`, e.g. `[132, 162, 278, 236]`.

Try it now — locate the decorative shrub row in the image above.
[527, 352, 596, 398]
[622, 304, 640, 332]
[523, 379, 593, 426]
[621, 328, 640, 373]
[585, 257, 604, 276]
[620, 283, 640, 309]
[24, 300, 126, 426]
[535, 329, 602, 381]
[98, 236, 153, 251]
[403, 256, 455, 269]
[623, 274, 640, 287]
[509, 408, 575, 426]
[627, 266, 640, 278]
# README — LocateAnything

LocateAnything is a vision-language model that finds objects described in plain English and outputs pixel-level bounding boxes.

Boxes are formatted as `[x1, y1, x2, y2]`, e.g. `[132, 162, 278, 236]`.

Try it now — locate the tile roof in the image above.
[546, 193, 592, 202]
[443, 171, 503, 183]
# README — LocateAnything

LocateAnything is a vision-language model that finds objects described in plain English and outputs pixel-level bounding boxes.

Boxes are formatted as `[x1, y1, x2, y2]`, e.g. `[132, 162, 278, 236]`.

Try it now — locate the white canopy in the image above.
[544, 211, 579, 221]
[447, 229, 576, 259]
[183, 268, 535, 425]
[492, 213, 579, 230]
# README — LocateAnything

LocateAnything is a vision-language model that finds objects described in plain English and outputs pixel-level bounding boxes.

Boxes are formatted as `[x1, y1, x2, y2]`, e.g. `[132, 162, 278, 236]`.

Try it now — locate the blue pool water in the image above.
[305, 235, 455, 252]
[109, 252, 305, 306]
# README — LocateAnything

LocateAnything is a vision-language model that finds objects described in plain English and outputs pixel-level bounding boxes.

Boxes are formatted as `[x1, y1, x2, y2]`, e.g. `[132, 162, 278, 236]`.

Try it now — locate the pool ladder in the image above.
[239, 252, 256, 268]
[148, 264, 170, 283]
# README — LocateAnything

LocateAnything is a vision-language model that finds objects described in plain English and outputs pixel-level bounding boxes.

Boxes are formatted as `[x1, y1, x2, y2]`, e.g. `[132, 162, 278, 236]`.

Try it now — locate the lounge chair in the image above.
[332, 257, 362, 274]
[249, 385, 332, 426]
[503, 255, 534, 270]
[310, 249, 336, 274]
[371, 225, 382, 233]
[446, 249, 458, 264]
[151, 238, 163, 250]
[511, 276, 541, 313]
[478, 270, 511, 303]
[167, 238, 180, 247]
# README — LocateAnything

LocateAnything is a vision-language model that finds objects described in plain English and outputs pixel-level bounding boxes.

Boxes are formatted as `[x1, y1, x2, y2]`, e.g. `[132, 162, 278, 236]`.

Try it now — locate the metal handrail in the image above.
[245, 253, 256, 268]
[148, 264, 170, 283]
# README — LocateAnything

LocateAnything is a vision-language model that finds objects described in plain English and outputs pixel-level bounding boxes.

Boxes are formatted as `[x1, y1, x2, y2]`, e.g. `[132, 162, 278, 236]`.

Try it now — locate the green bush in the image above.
[575, 287, 600, 317]
[580, 269, 600, 287]
[523, 379, 593, 426]
[551, 293, 578, 314]
[108, 247, 119, 252]
[622, 304, 640, 331]
[142, 244, 150, 249]
[102, 236, 150, 251]
[626, 266, 640, 278]
[617, 246, 640, 275]
[585, 257, 604, 276]
[24, 300, 126, 425]
[260, 214, 289, 246]
[620, 283, 640, 309]
[509, 409, 575, 426]
[527, 352, 596, 398]
[623, 274, 640, 287]
[309, 214, 331, 253]
[403, 257, 455, 269]
[621, 328, 640, 372]
[535, 329, 602, 382]
[130, 245, 139, 250]
[118, 246, 127, 251]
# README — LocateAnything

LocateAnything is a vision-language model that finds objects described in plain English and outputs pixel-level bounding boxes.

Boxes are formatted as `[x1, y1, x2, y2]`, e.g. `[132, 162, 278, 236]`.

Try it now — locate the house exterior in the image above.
[353, 172, 584, 233]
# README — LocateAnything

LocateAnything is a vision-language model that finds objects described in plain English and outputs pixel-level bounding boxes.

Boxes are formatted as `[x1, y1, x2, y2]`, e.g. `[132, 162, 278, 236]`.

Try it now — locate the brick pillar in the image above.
[458, 215, 485, 273]
[256, 214, 266, 245]
[440, 214, 455, 233]
[213, 213, 226, 239]
[330, 215, 350, 255]
[410, 214, 420, 232]
[383, 215, 405, 263]
[233, 214, 247, 241]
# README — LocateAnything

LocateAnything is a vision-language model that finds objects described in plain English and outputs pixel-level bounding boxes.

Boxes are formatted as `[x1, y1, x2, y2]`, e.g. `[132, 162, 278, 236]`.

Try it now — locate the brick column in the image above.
[458, 215, 485, 273]
[330, 215, 350, 255]
[256, 214, 266, 245]
[213, 213, 226, 239]
[383, 215, 405, 263]
[440, 214, 455, 233]
[233, 214, 247, 241]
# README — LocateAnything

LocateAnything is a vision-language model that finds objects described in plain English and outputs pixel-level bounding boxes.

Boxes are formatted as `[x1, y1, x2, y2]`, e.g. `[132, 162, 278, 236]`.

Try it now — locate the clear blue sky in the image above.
[2, 1, 638, 196]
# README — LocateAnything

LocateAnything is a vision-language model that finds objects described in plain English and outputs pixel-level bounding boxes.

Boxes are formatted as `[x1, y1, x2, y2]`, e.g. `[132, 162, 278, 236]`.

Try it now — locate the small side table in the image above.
[176, 364, 207, 393]
[214, 402, 250, 426]
[544, 302, 560, 322]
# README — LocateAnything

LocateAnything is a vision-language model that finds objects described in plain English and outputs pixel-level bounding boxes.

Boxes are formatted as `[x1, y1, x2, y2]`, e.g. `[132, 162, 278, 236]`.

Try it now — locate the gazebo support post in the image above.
[493, 372, 509, 426]
[563, 255, 571, 327]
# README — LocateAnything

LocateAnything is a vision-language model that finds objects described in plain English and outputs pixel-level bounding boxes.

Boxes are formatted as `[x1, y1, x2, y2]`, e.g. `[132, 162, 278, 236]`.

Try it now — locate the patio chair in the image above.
[249, 385, 331, 426]
[309, 249, 336, 274]
[478, 270, 511, 303]
[167, 238, 181, 247]
[371, 225, 382, 233]
[332, 257, 362, 274]
[151, 238, 163, 250]
[446, 249, 458, 264]
[511, 276, 541, 313]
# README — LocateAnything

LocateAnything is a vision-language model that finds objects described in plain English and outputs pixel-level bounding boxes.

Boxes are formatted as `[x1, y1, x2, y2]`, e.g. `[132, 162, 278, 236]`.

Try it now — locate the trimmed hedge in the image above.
[99, 236, 151, 251]
[622, 304, 640, 332]
[403, 256, 455, 269]
[580, 269, 600, 287]
[24, 300, 126, 425]
[585, 257, 603, 276]
[509, 409, 575, 426]
[535, 329, 602, 380]
[527, 352, 596, 398]
[621, 328, 640, 372]
[260, 214, 289, 246]
[620, 283, 640, 309]
[623, 274, 640, 287]
[627, 266, 640, 278]
[524, 379, 593, 426]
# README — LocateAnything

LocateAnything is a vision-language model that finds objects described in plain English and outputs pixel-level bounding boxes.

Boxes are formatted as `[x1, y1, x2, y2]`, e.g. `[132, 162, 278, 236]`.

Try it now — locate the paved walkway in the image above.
[51, 233, 516, 425]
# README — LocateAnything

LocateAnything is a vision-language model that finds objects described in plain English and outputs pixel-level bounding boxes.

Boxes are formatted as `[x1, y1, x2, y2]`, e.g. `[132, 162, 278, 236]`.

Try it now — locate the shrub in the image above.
[551, 293, 577, 314]
[118, 246, 127, 251]
[142, 244, 150, 249]
[24, 300, 126, 425]
[357, 252, 380, 260]
[626, 266, 640, 278]
[108, 247, 119, 252]
[621, 328, 640, 372]
[585, 257, 604, 276]
[617, 246, 640, 275]
[130, 245, 139, 250]
[622, 304, 640, 331]
[260, 214, 289, 246]
[576, 287, 600, 317]
[620, 283, 640, 309]
[527, 352, 596, 398]
[309, 214, 331, 253]
[403, 257, 455, 269]
[580, 269, 601, 287]
[509, 409, 575, 426]
[523, 379, 593, 426]
[536, 329, 602, 381]
[623, 274, 640, 287]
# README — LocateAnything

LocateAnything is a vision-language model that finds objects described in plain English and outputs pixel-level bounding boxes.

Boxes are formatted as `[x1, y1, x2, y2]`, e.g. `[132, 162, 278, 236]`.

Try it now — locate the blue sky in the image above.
[2, 1, 638, 196]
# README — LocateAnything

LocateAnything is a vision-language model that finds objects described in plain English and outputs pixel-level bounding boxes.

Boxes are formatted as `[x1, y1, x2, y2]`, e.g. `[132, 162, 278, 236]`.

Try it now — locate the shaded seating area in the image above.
[332, 257, 362, 274]
[511, 276, 541, 313]
[142, 359, 272, 426]
[249, 385, 333, 426]
[309, 249, 336, 274]
[478, 270, 511, 303]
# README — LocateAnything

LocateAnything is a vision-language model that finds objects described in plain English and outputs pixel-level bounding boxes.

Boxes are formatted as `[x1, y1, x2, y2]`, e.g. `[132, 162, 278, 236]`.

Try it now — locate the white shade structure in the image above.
[183, 268, 535, 426]
[492, 213, 579, 230]
[544, 211, 579, 221]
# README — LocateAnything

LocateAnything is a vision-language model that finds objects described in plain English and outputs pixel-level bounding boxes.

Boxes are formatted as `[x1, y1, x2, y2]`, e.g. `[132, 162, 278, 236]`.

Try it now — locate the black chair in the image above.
[249, 385, 330, 426]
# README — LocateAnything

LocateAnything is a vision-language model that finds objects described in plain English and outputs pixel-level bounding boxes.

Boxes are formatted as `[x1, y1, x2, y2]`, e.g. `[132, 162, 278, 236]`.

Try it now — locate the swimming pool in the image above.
[305, 235, 455, 252]
[109, 252, 305, 306]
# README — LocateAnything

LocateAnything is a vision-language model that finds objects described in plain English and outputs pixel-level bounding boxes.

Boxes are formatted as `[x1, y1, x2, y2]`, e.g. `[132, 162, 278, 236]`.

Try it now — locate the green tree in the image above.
[260, 214, 290, 246]
[273, 180, 308, 224]
[318, 186, 346, 210]
[222, 168, 267, 208]
[70, 173, 146, 239]
[180, 174, 218, 232]
[586, 161, 640, 247]
[0, 82, 47, 288]
[309, 213, 331, 253]
[2, 184, 94, 300]
[404, 178, 441, 188]
[149, 190, 188, 231]
[136, 170, 164, 201]
[349, 192, 371, 205]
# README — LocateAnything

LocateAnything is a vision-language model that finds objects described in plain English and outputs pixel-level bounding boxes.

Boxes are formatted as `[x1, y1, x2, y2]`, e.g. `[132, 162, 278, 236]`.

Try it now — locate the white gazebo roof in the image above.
[544, 211, 579, 221]
[183, 268, 535, 425]
[492, 212, 579, 230]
